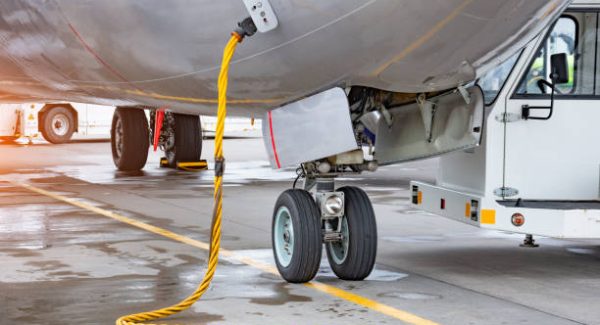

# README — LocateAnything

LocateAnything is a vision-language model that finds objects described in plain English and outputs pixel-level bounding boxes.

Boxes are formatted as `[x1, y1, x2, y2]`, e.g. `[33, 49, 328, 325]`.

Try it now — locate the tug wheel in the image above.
[41, 106, 75, 144]
[326, 186, 377, 280]
[272, 189, 322, 283]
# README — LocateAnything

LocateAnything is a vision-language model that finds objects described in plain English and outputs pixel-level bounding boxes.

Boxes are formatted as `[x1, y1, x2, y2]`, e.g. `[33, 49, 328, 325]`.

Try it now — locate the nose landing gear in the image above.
[271, 163, 378, 283]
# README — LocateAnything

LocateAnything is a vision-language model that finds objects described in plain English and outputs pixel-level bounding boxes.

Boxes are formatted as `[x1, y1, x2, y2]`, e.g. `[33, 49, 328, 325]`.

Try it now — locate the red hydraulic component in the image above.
[153, 108, 166, 152]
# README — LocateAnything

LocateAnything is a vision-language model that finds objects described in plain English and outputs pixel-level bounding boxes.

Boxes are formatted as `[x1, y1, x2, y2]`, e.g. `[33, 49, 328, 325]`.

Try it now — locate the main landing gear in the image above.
[156, 112, 202, 168]
[110, 107, 202, 171]
[272, 158, 378, 283]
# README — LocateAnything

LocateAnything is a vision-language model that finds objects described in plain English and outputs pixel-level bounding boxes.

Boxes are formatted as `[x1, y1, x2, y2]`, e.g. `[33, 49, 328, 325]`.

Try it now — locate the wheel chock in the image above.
[160, 157, 208, 172]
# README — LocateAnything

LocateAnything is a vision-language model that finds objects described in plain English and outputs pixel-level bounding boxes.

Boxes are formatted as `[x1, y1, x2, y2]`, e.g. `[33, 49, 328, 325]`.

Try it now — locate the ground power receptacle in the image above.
[242, 0, 279, 33]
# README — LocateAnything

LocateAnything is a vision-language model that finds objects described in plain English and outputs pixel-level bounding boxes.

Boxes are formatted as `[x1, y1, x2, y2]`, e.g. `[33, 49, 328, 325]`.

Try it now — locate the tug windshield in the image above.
[478, 53, 520, 105]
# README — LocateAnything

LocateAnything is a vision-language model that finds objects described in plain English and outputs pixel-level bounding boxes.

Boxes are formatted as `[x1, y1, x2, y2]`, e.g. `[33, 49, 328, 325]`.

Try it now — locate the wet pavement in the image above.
[1, 138, 600, 325]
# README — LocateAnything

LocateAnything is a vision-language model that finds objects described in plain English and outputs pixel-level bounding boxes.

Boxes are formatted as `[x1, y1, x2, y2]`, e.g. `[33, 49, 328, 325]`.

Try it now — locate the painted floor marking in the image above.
[13, 181, 440, 325]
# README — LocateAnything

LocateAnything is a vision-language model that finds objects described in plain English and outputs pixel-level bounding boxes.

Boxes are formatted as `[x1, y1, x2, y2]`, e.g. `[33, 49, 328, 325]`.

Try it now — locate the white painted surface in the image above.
[411, 5, 600, 239]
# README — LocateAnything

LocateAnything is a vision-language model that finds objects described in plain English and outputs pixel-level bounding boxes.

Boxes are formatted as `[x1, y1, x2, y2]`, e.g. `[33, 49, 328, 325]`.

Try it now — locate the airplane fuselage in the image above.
[0, 0, 569, 115]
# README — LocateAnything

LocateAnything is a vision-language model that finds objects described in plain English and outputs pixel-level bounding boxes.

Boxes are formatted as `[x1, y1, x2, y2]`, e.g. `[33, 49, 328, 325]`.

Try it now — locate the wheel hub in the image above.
[161, 113, 176, 165]
[328, 216, 349, 264]
[283, 230, 290, 242]
[114, 119, 124, 157]
[274, 206, 294, 267]
[51, 114, 69, 136]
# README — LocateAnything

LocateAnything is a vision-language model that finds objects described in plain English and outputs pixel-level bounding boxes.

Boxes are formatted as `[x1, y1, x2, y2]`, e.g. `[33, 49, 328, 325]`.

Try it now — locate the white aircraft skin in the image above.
[0, 0, 570, 116]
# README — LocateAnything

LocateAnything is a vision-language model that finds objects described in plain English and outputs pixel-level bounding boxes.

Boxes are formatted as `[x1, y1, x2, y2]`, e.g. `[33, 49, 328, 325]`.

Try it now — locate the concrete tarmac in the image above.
[1, 138, 599, 325]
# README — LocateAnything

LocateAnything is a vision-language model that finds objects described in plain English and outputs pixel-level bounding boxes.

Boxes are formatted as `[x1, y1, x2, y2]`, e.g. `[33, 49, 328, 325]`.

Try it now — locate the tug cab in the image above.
[412, 2, 600, 240]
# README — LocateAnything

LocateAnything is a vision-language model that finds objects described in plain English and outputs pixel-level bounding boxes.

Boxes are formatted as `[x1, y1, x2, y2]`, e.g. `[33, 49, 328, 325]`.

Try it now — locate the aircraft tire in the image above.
[164, 113, 201, 168]
[272, 189, 322, 283]
[326, 186, 377, 281]
[41, 106, 76, 144]
[111, 107, 149, 171]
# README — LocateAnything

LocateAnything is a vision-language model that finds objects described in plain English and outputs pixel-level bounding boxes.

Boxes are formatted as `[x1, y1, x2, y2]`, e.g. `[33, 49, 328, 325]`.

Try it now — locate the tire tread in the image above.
[167, 114, 201, 167]
[272, 189, 322, 283]
[111, 107, 149, 171]
[326, 186, 377, 281]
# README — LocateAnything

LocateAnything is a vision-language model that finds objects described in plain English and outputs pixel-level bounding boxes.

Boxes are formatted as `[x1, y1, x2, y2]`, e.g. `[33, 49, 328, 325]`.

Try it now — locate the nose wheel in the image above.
[272, 185, 377, 283]
[325, 186, 377, 281]
[272, 189, 322, 283]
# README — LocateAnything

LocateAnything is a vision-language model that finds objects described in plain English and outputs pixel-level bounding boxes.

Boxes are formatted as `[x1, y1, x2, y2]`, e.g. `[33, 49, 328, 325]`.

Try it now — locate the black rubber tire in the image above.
[111, 107, 149, 171]
[40, 106, 75, 144]
[326, 186, 377, 281]
[165, 114, 202, 167]
[272, 189, 322, 283]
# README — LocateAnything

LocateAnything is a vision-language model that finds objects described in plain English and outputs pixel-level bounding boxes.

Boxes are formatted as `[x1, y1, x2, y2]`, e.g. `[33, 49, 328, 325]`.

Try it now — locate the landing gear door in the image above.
[371, 86, 485, 165]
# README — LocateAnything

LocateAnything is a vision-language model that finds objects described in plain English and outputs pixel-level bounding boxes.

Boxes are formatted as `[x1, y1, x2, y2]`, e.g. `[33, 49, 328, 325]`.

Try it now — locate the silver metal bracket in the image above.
[302, 177, 317, 192]
[379, 104, 393, 128]
[417, 94, 437, 143]
[494, 187, 519, 198]
[495, 112, 521, 123]
[457, 86, 471, 105]
[322, 218, 344, 242]
[315, 191, 345, 218]
[242, 0, 279, 33]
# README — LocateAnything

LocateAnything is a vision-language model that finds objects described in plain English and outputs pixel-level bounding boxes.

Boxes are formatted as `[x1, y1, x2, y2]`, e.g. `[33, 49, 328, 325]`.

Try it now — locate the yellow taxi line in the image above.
[13, 181, 440, 325]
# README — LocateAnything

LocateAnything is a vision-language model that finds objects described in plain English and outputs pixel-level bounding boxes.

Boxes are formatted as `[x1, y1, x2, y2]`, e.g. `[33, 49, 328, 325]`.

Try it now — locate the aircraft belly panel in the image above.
[372, 86, 485, 165]
[0, 0, 569, 115]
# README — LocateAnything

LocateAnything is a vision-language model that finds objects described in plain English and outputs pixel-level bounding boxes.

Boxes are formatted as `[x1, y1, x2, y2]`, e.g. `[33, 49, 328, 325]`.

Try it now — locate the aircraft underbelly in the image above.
[0, 0, 569, 115]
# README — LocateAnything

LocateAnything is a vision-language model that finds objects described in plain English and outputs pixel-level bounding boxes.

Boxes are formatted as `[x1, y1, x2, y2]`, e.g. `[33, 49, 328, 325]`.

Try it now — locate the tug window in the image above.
[478, 52, 520, 105]
[517, 14, 598, 96]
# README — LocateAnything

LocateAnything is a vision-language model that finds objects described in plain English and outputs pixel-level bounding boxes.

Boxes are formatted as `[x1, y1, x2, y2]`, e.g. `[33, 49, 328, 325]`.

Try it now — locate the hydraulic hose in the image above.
[116, 32, 245, 325]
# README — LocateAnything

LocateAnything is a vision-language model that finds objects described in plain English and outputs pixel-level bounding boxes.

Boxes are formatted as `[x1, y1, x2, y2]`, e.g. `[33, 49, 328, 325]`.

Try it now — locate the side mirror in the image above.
[550, 53, 569, 84]
[523, 53, 568, 121]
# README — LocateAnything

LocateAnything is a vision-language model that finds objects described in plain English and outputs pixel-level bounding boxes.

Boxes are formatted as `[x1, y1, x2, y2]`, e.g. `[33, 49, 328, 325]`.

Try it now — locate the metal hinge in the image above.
[457, 86, 471, 105]
[495, 113, 521, 123]
[494, 187, 519, 198]
[417, 94, 436, 143]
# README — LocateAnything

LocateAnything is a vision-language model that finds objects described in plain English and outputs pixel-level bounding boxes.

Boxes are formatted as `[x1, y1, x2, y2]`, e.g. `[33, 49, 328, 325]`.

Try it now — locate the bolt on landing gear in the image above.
[272, 156, 378, 283]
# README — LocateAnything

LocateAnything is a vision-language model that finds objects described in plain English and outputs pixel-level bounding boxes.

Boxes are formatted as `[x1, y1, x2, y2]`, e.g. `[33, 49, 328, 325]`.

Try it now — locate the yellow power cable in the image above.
[116, 33, 243, 325]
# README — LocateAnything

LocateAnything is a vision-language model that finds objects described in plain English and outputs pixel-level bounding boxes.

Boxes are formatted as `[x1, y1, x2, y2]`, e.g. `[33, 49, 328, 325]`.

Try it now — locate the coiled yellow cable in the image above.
[116, 33, 243, 325]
